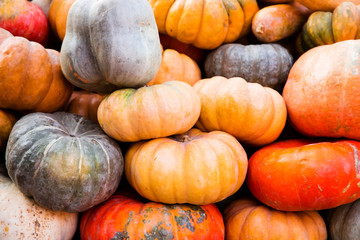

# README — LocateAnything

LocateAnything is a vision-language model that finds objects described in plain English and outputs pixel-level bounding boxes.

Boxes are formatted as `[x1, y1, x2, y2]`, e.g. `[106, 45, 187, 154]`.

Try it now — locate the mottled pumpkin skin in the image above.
[0, 174, 78, 240]
[247, 139, 360, 211]
[224, 198, 327, 240]
[149, 0, 259, 49]
[80, 191, 225, 240]
[204, 43, 293, 91]
[125, 128, 248, 205]
[295, 0, 360, 11]
[60, 0, 162, 93]
[283, 40, 360, 140]
[48, 0, 76, 41]
[6, 112, 124, 212]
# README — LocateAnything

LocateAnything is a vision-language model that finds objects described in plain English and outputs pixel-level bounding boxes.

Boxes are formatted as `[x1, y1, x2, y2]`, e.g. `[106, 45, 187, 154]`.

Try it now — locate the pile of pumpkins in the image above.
[1, 0, 360, 239]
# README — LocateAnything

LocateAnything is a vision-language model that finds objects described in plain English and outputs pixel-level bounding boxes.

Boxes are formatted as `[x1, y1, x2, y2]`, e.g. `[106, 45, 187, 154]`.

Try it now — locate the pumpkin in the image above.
[224, 198, 327, 240]
[147, 49, 201, 86]
[327, 197, 360, 240]
[193, 76, 287, 146]
[65, 91, 106, 123]
[48, 0, 76, 41]
[294, 0, 360, 11]
[30, 0, 53, 16]
[0, 174, 78, 240]
[247, 139, 360, 211]
[0, 28, 73, 112]
[252, 3, 310, 43]
[80, 191, 225, 240]
[283, 40, 360, 140]
[204, 43, 293, 91]
[98, 81, 201, 142]
[0, 109, 16, 151]
[149, 0, 259, 50]
[0, 0, 48, 45]
[297, 2, 360, 54]
[60, 0, 162, 93]
[6, 112, 124, 212]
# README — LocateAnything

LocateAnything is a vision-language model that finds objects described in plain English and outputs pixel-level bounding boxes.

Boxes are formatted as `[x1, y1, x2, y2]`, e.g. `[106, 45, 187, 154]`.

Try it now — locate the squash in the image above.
[60, 0, 162, 93]
[98, 81, 201, 142]
[294, 0, 360, 11]
[283, 40, 360, 140]
[0, 109, 16, 152]
[224, 198, 327, 240]
[0, 28, 73, 112]
[48, 0, 76, 41]
[247, 139, 360, 211]
[125, 128, 248, 205]
[204, 43, 293, 91]
[147, 49, 201, 86]
[149, 0, 259, 50]
[80, 191, 225, 239]
[193, 76, 287, 146]
[6, 112, 124, 212]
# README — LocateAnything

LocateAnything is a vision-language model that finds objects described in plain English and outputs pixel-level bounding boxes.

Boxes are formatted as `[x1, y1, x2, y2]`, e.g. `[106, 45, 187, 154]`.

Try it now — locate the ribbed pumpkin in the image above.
[0, 174, 78, 240]
[125, 128, 248, 205]
[149, 0, 259, 49]
[147, 49, 201, 86]
[204, 43, 293, 91]
[60, 0, 162, 93]
[283, 40, 360, 140]
[297, 2, 360, 54]
[0, 109, 16, 151]
[6, 112, 124, 212]
[80, 191, 225, 239]
[0, 28, 73, 112]
[48, 0, 76, 41]
[247, 139, 360, 211]
[98, 81, 201, 142]
[224, 198, 327, 240]
[295, 0, 360, 11]
[193, 76, 287, 146]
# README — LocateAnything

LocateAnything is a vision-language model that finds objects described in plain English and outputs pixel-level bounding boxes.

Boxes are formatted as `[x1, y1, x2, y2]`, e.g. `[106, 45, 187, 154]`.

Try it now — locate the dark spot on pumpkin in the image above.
[111, 231, 130, 240]
[174, 213, 195, 232]
[144, 221, 174, 240]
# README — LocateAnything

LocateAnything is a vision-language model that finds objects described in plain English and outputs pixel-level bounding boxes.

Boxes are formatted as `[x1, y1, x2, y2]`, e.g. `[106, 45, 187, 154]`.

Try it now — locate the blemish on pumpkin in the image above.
[317, 185, 323, 192]
[68, 60, 90, 83]
[357, 182, 360, 188]
[4, 225, 9, 232]
[348, 143, 360, 174]
[350, 194, 358, 199]
[343, 182, 351, 193]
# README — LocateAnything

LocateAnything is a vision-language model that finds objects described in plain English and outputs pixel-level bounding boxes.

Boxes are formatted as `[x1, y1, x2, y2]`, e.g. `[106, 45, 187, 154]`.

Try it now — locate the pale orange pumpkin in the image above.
[48, 0, 76, 41]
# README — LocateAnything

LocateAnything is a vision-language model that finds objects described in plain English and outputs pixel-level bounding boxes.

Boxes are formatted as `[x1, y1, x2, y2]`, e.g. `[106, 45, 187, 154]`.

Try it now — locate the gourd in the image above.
[48, 0, 76, 40]
[295, 0, 360, 11]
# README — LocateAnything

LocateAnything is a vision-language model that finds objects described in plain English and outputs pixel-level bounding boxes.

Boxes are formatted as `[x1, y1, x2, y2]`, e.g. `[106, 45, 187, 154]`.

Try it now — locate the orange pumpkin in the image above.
[295, 0, 360, 11]
[0, 109, 16, 151]
[48, 0, 76, 41]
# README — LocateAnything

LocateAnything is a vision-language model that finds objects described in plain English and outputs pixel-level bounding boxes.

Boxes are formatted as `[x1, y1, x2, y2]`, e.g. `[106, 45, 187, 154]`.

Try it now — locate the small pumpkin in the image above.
[48, 0, 76, 41]
[6, 112, 124, 212]
[294, 0, 360, 11]
[224, 198, 327, 240]
[193, 76, 287, 146]
[60, 0, 162, 93]
[0, 109, 16, 151]
[204, 43, 293, 91]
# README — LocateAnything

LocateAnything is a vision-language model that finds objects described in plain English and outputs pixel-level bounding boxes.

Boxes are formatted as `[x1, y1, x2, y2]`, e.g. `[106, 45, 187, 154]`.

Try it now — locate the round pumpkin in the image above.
[283, 40, 360, 140]
[147, 49, 201, 86]
[247, 139, 360, 211]
[149, 0, 259, 50]
[60, 0, 162, 93]
[0, 174, 78, 240]
[294, 0, 360, 11]
[6, 112, 124, 212]
[204, 43, 293, 91]
[125, 128, 248, 205]
[48, 0, 76, 41]
[193, 76, 287, 146]
[98, 81, 201, 142]
[0, 28, 73, 112]
[224, 198, 327, 240]
[80, 191, 225, 239]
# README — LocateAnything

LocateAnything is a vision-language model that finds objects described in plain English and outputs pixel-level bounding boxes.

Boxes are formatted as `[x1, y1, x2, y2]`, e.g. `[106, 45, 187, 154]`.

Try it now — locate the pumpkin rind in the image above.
[48, 0, 76, 41]
[295, 0, 360, 11]
[0, 109, 16, 151]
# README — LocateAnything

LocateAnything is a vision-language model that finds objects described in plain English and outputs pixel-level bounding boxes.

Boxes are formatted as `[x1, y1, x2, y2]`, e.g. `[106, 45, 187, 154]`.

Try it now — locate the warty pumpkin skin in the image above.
[283, 40, 360, 140]
[149, 0, 259, 50]
[204, 43, 293, 91]
[224, 198, 327, 240]
[98, 81, 201, 142]
[48, 0, 76, 41]
[294, 0, 360, 11]
[5, 112, 124, 212]
[60, 0, 162, 93]
[193, 76, 287, 146]
[247, 139, 360, 211]
[125, 128, 248, 205]
[80, 191, 225, 240]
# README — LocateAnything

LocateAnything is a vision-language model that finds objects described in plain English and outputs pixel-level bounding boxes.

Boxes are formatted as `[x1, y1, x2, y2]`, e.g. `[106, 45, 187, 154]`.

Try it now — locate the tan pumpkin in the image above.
[48, 0, 76, 40]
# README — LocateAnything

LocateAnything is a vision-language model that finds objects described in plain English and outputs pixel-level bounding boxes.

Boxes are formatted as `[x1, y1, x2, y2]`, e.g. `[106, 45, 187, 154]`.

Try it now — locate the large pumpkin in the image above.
[204, 43, 293, 91]
[48, 0, 76, 41]
[80, 191, 225, 239]
[149, 0, 259, 50]
[0, 174, 78, 240]
[0, 28, 73, 112]
[6, 112, 124, 212]
[283, 40, 360, 140]
[294, 0, 360, 11]
[60, 0, 162, 93]
[224, 198, 327, 240]
[193, 76, 287, 146]
[125, 128, 248, 205]
[247, 139, 360, 211]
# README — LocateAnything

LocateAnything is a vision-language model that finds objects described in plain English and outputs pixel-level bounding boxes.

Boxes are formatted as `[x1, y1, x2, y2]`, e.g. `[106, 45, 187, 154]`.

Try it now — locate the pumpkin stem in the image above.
[177, 134, 191, 142]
